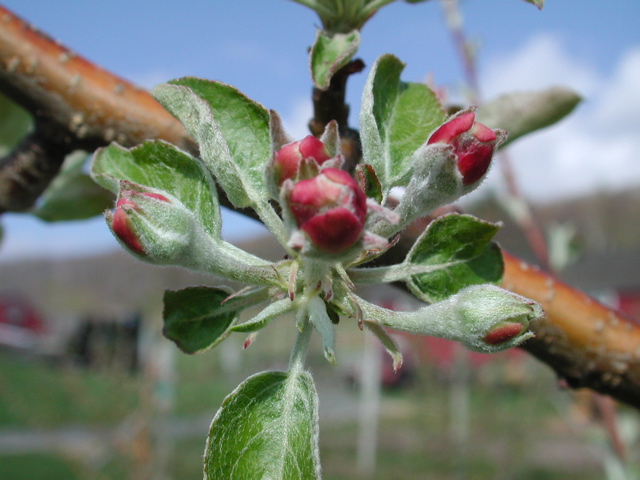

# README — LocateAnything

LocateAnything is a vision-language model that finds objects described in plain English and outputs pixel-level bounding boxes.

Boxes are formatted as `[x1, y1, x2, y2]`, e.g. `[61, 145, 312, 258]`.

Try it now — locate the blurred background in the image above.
[1, 1, 640, 478]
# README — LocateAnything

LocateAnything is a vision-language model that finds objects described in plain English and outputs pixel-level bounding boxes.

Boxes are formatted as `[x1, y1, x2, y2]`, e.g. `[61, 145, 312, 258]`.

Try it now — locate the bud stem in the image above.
[182, 227, 287, 288]
[289, 318, 313, 374]
[253, 200, 291, 253]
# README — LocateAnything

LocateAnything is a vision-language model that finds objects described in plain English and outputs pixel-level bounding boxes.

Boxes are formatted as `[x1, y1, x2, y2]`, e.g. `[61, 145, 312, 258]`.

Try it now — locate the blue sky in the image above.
[2, 0, 640, 260]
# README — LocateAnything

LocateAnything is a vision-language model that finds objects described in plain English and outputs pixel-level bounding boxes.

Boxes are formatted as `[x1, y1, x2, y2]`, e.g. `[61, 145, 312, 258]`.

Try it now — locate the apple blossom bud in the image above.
[351, 284, 541, 355]
[453, 285, 541, 352]
[273, 135, 333, 186]
[289, 168, 367, 253]
[111, 191, 169, 255]
[107, 186, 194, 263]
[483, 322, 526, 345]
[428, 111, 499, 186]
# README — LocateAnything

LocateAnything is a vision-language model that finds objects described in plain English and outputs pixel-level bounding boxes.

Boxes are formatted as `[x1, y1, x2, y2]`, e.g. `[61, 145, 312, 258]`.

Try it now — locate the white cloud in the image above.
[280, 96, 314, 140]
[483, 33, 600, 99]
[479, 34, 640, 203]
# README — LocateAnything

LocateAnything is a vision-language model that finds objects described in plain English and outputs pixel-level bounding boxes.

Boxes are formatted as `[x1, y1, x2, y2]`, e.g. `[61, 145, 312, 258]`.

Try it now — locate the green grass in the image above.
[0, 453, 80, 480]
[0, 353, 139, 428]
[0, 335, 627, 480]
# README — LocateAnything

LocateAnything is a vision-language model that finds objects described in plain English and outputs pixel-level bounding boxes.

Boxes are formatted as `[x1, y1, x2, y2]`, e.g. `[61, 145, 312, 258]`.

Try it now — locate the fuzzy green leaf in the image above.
[204, 370, 321, 479]
[163, 286, 268, 354]
[476, 87, 580, 147]
[91, 140, 221, 238]
[406, 214, 503, 303]
[310, 30, 361, 90]
[152, 79, 271, 209]
[360, 54, 446, 196]
[33, 153, 114, 222]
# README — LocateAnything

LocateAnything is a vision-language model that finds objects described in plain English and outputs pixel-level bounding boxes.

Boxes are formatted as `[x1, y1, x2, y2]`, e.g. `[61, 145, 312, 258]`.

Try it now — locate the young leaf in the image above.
[92, 140, 222, 238]
[152, 79, 271, 210]
[231, 297, 295, 333]
[310, 30, 361, 90]
[360, 54, 446, 196]
[476, 87, 580, 147]
[33, 153, 114, 222]
[406, 214, 503, 303]
[523, 0, 544, 9]
[204, 370, 321, 480]
[163, 286, 269, 354]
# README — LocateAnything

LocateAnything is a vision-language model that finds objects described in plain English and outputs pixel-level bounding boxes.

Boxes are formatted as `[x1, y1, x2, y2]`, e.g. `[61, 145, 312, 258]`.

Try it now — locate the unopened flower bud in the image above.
[453, 285, 541, 352]
[111, 191, 169, 255]
[428, 111, 501, 186]
[107, 186, 194, 263]
[289, 168, 367, 253]
[273, 135, 333, 186]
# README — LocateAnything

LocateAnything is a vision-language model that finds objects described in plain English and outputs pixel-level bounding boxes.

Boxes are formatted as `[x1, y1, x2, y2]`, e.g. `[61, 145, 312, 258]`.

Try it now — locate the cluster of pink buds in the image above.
[289, 168, 367, 253]
[273, 135, 334, 186]
[272, 136, 373, 254]
[427, 111, 499, 186]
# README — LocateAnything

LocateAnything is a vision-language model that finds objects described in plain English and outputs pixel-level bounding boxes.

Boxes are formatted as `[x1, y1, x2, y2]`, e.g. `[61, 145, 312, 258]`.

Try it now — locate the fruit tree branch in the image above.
[0, 5, 194, 212]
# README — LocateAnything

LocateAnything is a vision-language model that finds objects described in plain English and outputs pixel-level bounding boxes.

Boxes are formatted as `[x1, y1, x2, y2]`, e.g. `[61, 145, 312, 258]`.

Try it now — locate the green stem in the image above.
[288, 319, 313, 374]
[253, 200, 292, 254]
[186, 227, 285, 287]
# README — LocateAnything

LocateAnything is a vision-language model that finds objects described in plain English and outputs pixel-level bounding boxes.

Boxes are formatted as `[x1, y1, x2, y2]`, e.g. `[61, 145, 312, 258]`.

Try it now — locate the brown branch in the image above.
[503, 251, 640, 409]
[0, 128, 71, 211]
[1, 6, 640, 408]
[0, 5, 195, 212]
[308, 59, 365, 172]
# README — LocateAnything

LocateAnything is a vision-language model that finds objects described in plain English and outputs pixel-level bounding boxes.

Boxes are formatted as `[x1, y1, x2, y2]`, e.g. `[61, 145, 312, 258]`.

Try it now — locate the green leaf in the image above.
[163, 286, 269, 354]
[360, 54, 446, 196]
[523, 0, 544, 9]
[152, 79, 271, 210]
[476, 87, 580, 147]
[0, 93, 32, 156]
[91, 140, 221, 238]
[310, 30, 361, 90]
[32, 153, 114, 222]
[204, 370, 321, 480]
[406, 214, 503, 303]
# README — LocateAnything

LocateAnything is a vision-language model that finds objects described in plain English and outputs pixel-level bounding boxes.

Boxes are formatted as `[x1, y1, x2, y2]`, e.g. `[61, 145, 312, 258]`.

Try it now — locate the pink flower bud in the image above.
[273, 135, 332, 186]
[289, 168, 367, 253]
[110, 190, 169, 255]
[428, 111, 498, 186]
[483, 322, 526, 346]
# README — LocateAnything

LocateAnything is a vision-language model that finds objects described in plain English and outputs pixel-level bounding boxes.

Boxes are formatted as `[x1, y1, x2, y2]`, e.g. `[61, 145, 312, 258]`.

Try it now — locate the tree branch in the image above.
[0, 5, 195, 212]
[503, 251, 640, 409]
[1, 5, 639, 408]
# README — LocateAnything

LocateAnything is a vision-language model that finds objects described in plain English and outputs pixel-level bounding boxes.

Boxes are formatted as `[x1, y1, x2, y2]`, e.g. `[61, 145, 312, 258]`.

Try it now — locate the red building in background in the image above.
[0, 294, 46, 349]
